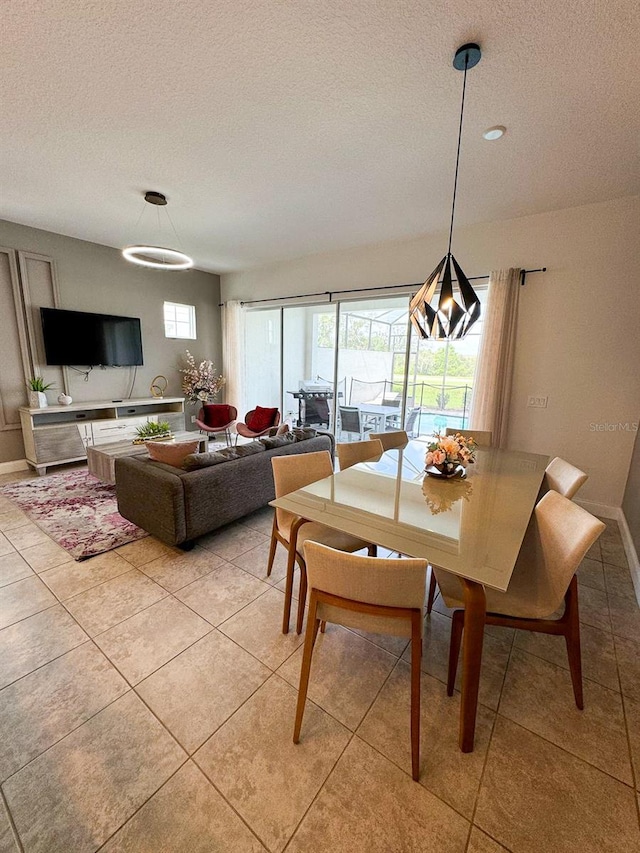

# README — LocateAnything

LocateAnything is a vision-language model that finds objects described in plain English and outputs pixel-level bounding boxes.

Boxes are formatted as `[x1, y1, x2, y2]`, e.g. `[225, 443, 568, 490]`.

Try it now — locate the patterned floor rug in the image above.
[0, 470, 148, 560]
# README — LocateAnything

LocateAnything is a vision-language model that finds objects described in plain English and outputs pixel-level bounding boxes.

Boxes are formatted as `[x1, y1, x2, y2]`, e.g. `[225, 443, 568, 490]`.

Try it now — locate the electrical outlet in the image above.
[190, 415, 196, 423]
[527, 395, 548, 409]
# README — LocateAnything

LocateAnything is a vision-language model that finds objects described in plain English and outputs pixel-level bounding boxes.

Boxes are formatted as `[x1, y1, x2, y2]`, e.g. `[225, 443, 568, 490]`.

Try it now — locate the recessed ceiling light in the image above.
[483, 125, 506, 140]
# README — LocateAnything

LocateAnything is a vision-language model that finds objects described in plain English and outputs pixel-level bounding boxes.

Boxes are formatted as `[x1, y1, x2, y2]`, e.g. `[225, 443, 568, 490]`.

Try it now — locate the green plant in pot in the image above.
[133, 420, 173, 444]
[27, 377, 55, 409]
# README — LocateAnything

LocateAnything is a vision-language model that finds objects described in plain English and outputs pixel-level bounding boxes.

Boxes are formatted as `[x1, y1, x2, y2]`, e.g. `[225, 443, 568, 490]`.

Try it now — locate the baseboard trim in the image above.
[574, 499, 619, 519]
[0, 459, 29, 475]
[617, 509, 640, 605]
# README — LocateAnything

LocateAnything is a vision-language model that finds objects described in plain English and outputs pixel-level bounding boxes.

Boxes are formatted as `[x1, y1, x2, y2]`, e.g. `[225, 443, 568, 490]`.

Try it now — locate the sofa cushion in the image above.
[246, 406, 278, 432]
[291, 427, 317, 441]
[203, 404, 233, 428]
[260, 434, 295, 450]
[146, 440, 200, 468]
[183, 440, 265, 471]
[182, 451, 229, 471]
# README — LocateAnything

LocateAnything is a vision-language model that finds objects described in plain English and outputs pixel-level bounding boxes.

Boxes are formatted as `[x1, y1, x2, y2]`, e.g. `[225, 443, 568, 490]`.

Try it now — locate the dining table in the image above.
[271, 438, 550, 752]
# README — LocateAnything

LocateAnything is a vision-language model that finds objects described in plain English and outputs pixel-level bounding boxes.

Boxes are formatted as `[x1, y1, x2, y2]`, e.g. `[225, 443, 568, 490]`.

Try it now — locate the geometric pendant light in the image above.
[122, 191, 194, 271]
[409, 44, 482, 340]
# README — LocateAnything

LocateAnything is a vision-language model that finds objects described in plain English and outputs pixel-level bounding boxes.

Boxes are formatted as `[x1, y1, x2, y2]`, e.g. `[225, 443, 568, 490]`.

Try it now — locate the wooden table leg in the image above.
[459, 579, 486, 753]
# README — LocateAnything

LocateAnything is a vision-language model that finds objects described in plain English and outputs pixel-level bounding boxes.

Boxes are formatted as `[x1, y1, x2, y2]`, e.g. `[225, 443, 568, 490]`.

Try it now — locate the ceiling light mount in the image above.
[144, 190, 167, 206]
[483, 125, 506, 141]
[409, 42, 482, 340]
[122, 190, 194, 271]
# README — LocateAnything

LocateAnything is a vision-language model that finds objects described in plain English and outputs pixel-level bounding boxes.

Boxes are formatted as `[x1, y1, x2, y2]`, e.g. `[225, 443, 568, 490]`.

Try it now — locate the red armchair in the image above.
[195, 404, 238, 447]
[235, 406, 280, 443]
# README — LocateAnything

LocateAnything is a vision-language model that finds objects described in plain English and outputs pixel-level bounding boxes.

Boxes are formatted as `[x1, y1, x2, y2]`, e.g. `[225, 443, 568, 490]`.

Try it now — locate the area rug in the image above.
[0, 470, 148, 560]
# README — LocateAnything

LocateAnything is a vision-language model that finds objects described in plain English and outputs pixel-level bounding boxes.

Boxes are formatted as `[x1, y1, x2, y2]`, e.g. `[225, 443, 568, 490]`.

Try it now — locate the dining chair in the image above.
[427, 449, 589, 617]
[445, 427, 493, 446]
[427, 426, 494, 613]
[337, 438, 383, 471]
[434, 490, 605, 710]
[269, 450, 376, 634]
[294, 541, 428, 781]
[543, 456, 588, 500]
[338, 406, 372, 441]
[368, 430, 408, 451]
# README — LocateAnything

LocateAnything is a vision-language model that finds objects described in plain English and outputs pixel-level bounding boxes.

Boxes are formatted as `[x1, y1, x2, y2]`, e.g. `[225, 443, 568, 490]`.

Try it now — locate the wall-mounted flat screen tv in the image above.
[40, 308, 144, 366]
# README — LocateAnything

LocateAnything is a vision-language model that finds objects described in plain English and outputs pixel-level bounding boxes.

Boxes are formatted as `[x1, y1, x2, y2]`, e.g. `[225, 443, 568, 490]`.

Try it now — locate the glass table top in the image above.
[272, 439, 550, 592]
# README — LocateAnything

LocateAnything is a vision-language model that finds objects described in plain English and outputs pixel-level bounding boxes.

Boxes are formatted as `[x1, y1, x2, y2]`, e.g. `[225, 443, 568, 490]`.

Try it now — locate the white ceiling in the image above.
[1, 0, 638, 273]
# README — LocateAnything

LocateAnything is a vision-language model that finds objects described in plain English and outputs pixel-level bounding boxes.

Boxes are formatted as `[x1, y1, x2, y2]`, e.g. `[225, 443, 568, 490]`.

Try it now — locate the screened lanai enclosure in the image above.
[242, 291, 487, 441]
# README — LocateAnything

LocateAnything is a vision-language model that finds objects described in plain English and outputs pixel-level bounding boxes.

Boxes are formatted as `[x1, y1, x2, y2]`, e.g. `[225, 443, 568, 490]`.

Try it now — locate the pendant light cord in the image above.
[446, 53, 468, 256]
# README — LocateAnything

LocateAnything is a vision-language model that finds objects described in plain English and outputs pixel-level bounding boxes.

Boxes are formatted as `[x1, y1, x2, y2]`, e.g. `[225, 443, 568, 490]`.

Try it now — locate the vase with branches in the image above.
[179, 351, 226, 404]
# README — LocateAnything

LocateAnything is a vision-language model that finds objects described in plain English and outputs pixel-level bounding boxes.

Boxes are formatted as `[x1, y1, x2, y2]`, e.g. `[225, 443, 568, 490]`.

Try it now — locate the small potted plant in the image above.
[425, 432, 477, 479]
[27, 377, 54, 409]
[132, 420, 173, 444]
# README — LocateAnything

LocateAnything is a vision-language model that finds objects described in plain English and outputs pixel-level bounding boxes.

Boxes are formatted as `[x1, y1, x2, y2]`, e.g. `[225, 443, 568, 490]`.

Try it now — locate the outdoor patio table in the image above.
[356, 402, 402, 432]
[272, 439, 550, 752]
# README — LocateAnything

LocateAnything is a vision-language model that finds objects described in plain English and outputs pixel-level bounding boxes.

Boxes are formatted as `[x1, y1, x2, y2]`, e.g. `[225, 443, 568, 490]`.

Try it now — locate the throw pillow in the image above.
[203, 404, 233, 428]
[245, 406, 278, 433]
[182, 451, 228, 471]
[146, 440, 200, 468]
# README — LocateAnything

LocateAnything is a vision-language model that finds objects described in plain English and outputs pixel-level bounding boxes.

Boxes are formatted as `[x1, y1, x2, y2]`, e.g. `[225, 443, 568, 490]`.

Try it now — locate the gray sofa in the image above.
[115, 432, 334, 548]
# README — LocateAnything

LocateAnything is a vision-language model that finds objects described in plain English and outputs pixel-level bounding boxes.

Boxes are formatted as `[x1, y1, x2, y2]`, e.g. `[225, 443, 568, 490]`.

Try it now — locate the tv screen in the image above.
[40, 308, 144, 366]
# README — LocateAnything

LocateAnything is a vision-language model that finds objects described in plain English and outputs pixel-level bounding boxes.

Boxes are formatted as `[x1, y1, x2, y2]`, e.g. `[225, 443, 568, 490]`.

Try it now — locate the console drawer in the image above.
[91, 417, 155, 445]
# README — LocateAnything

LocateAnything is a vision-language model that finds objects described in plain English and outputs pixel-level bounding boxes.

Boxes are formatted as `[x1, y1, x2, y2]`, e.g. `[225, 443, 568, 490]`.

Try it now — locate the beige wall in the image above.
[0, 219, 221, 464]
[623, 432, 640, 555]
[222, 195, 640, 508]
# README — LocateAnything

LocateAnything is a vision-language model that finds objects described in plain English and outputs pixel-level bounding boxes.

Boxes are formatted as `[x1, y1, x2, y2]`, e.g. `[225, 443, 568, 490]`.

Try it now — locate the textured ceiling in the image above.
[1, 0, 638, 273]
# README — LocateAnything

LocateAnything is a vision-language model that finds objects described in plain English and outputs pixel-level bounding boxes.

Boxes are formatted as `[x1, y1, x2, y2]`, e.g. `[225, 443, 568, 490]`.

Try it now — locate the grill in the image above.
[291, 390, 334, 428]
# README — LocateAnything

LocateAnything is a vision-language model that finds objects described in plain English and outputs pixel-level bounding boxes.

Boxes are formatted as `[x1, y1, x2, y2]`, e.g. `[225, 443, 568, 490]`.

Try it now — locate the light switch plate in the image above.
[527, 395, 548, 408]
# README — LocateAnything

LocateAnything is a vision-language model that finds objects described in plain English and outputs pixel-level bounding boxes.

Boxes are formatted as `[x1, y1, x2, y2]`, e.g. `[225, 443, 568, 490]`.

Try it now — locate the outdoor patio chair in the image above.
[337, 406, 372, 441]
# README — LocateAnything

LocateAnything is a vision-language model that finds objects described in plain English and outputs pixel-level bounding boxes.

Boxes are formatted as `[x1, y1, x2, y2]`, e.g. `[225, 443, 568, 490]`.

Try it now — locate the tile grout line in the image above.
[464, 627, 518, 851]
[281, 651, 426, 850]
[0, 785, 24, 853]
[91, 757, 192, 853]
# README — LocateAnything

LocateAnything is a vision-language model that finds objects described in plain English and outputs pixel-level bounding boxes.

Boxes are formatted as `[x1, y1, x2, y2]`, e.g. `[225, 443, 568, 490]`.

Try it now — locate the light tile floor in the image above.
[0, 468, 639, 852]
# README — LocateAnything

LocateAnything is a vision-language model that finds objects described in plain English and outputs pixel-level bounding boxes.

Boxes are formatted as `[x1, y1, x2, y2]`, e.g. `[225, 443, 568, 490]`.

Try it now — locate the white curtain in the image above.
[222, 300, 245, 415]
[469, 267, 521, 448]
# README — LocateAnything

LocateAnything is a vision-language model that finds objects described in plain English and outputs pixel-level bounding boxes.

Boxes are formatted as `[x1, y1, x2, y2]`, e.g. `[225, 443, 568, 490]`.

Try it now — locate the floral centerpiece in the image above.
[425, 432, 477, 479]
[179, 351, 226, 404]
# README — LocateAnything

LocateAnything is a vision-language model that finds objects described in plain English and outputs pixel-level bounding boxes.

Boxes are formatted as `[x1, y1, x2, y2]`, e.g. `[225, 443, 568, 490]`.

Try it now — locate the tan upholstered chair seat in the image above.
[294, 522, 370, 559]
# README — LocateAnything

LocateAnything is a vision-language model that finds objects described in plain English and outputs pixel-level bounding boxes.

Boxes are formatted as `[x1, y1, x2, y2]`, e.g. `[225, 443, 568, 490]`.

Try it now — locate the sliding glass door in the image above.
[243, 309, 281, 417]
[282, 304, 337, 429]
[242, 287, 486, 439]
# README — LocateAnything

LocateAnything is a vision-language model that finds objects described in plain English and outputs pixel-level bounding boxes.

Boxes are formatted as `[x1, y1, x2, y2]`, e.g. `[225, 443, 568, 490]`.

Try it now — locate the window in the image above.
[164, 302, 196, 339]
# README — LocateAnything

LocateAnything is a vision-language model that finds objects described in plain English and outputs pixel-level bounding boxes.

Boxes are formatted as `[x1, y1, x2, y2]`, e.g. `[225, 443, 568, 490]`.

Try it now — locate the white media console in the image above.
[19, 397, 186, 475]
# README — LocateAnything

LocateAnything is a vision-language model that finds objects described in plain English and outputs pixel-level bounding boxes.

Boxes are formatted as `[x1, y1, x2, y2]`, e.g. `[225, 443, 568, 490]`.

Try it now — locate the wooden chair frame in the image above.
[447, 574, 584, 715]
[268, 516, 376, 634]
[293, 588, 424, 781]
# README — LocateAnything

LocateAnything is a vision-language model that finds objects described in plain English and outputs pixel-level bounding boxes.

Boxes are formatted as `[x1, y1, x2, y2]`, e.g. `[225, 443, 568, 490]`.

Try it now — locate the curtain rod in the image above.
[219, 267, 546, 307]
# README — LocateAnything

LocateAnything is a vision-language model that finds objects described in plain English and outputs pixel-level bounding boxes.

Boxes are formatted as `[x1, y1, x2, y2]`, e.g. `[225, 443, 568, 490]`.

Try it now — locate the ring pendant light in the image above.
[122, 191, 194, 270]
